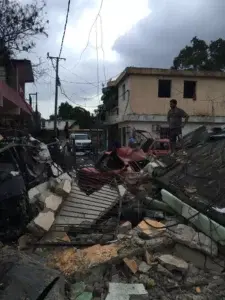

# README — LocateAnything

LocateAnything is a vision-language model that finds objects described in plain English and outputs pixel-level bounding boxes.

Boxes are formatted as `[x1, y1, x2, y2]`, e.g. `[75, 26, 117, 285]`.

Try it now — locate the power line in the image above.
[59, 83, 99, 108]
[70, 0, 104, 70]
[59, 0, 71, 58]
[99, 14, 107, 83]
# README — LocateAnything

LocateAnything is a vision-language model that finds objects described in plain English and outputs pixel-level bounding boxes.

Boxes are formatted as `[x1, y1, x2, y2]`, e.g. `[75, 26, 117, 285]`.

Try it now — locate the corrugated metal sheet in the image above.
[53, 182, 119, 232]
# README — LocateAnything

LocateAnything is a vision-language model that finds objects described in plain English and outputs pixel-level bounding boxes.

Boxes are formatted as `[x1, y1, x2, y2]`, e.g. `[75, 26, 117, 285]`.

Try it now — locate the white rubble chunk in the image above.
[158, 254, 188, 274]
[138, 262, 151, 274]
[55, 179, 71, 197]
[58, 172, 72, 182]
[107, 283, 148, 299]
[36, 182, 48, 194]
[44, 194, 63, 211]
[28, 187, 40, 203]
[34, 211, 55, 232]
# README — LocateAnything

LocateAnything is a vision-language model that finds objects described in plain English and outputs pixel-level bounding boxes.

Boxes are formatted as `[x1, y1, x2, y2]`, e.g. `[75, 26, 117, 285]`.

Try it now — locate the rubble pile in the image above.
[27, 173, 72, 238]
[2, 126, 225, 299]
[46, 219, 225, 299]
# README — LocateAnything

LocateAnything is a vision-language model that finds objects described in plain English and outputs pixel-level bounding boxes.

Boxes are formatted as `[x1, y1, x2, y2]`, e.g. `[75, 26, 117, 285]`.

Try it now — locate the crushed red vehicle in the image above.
[77, 147, 148, 194]
[77, 129, 172, 194]
[147, 138, 171, 157]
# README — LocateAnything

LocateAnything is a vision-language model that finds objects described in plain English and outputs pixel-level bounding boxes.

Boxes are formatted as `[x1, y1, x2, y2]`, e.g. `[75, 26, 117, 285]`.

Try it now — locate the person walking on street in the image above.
[64, 121, 69, 140]
[167, 99, 189, 153]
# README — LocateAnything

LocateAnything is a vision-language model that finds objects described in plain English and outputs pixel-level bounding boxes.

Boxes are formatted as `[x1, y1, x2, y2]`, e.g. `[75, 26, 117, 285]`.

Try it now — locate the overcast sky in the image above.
[22, 0, 225, 118]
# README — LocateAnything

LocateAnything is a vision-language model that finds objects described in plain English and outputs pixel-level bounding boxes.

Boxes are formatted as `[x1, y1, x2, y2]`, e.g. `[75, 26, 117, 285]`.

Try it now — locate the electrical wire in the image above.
[95, 22, 100, 104]
[70, 0, 104, 70]
[99, 14, 107, 84]
[59, 0, 71, 58]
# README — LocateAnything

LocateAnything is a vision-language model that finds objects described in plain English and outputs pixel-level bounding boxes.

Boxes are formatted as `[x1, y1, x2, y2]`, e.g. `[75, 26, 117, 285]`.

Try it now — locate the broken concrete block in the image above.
[174, 243, 223, 273]
[55, 179, 71, 197]
[169, 224, 218, 257]
[58, 172, 72, 182]
[119, 221, 132, 234]
[145, 250, 152, 265]
[123, 258, 138, 274]
[40, 192, 63, 212]
[157, 264, 173, 278]
[161, 189, 225, 246]
[28, 187, 40, 203]
[34, 211, 55, 232]
[36, 181, 49, 194]
[158, 254, 188, 274]
[138, 261, 151, 273]
[107, 283, 148, 299]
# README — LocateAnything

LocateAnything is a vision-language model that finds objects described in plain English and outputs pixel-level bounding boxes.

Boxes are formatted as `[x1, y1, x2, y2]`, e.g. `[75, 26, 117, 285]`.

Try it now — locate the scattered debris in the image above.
[158, 254, 189, 274]
[123, 258, 138, 274]
[106, 283, 148, 300]
[138, 261, 151, 273]
[2, 126, 225, 300]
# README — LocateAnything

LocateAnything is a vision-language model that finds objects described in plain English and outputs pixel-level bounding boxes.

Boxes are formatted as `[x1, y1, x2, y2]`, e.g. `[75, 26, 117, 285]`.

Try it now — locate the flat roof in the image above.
[108, 67, 225, 87]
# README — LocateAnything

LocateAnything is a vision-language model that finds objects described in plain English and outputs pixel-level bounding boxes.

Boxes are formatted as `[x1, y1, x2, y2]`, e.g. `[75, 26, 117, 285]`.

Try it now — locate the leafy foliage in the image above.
[51, 102, 95, 129]
[0, 0, 48, 55]
[172, 37, 225, 71]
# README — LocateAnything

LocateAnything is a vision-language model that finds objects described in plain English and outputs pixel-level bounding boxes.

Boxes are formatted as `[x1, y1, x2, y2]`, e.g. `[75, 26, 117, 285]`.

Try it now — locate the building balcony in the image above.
[0, 80, 32, 116]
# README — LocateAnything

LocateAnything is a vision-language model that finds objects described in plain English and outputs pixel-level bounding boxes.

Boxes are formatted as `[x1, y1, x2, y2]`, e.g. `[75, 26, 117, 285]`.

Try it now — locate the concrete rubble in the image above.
[2, 126, 225, 299]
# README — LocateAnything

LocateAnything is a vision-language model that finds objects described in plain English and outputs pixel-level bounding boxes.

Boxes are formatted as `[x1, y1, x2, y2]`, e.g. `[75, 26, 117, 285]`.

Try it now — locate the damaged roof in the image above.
[154, 126, 225, 226]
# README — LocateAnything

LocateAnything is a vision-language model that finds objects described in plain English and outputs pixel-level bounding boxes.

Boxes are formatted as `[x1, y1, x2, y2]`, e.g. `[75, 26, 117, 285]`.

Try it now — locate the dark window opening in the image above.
[158, 80, 171, 98]
[183, 81, 196, 98]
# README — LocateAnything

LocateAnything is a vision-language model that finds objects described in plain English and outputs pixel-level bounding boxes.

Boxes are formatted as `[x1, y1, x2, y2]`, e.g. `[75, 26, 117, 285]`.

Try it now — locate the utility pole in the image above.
[47, 53, 66, 137]
[29, 92, 38, 112]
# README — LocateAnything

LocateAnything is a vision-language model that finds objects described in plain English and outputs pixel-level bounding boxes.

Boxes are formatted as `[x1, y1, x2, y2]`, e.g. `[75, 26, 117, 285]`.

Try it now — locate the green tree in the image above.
[57, 102, 94, 129]
[172, 37, 225, 71]
[0, 0, 48, 55]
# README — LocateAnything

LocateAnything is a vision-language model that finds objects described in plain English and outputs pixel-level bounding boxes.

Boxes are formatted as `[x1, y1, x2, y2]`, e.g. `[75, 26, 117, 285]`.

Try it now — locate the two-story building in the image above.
[103, 67, 225, 146]
[0, 58, 34, 125]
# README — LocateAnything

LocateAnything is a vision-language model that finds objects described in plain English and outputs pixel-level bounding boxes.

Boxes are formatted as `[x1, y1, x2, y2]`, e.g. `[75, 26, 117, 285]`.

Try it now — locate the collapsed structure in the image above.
[1, 126, 225, 300]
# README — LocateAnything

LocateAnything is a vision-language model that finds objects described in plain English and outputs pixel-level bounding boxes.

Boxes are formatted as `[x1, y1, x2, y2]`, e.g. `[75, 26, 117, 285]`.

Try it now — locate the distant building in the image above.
[103, 67, 225, 146]
[0, 59, 33, 121]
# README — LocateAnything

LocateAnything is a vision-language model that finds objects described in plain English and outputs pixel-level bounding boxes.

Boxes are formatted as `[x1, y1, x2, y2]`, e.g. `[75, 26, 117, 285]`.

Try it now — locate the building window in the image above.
[183, 81, 196, 99]
[122, 84, 126, 100]
[158, 80, 171, 98]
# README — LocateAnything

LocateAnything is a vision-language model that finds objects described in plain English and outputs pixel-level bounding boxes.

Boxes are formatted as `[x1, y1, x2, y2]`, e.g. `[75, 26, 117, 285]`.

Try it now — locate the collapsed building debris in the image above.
[2, 125, 225, 299]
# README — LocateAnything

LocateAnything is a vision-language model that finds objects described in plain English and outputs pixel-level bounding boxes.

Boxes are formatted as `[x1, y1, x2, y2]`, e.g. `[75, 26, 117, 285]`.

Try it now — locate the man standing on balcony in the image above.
[167, 99, 189, 152]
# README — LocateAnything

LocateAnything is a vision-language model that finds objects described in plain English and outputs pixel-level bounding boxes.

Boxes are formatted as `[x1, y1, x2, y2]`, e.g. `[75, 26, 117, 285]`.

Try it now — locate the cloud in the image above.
[23, 0, 149, 118]
[24, 0, 225, 118]
[113, 0, 225, 68]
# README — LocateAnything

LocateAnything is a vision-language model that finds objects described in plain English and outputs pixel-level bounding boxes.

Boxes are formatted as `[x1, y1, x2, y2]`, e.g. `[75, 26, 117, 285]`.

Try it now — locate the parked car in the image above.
[70, 133, 92, 153]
